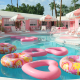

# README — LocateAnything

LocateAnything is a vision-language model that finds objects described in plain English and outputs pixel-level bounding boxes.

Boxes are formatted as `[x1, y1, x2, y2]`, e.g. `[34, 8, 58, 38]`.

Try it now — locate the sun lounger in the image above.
[69, 30, 75, 35]
[51, 26, 56, 32]
[21, 26, 30, 32]
[11, 27, 23, 33]
[74, 27, 80, 37]
[41, 26, 46, 31]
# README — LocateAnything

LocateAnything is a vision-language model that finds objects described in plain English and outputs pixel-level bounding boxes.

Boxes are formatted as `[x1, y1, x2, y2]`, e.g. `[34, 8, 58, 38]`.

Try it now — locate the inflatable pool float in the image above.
[30, 36, 38, 40]
[22, 60, 61, 80]
[11, 36, 25, 39]
[45, 47, 68, 56]
[1, 53, 32, 68]
[21, 37, 34, 42]
[0, 43, 16, 54]
[21, 36, 38, 42]
[22, 48, 47, 57]
[60, 55, 80, 75]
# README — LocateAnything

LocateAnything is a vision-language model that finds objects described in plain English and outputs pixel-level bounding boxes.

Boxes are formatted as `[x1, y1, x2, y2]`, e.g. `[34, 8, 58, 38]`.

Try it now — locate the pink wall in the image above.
[75, 18, 79, 29]
[25, 19, 40, 30]
[25, 19, 52, 30]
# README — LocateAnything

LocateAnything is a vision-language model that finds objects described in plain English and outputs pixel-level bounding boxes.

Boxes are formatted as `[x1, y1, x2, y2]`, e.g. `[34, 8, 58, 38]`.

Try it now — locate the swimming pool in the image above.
[0, 34, 80, 80]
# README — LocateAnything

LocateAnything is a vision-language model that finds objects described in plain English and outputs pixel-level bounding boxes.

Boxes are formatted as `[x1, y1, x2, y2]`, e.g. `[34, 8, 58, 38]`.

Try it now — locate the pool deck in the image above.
[0, 77, 29, 80]
[55, 36, 80, 46]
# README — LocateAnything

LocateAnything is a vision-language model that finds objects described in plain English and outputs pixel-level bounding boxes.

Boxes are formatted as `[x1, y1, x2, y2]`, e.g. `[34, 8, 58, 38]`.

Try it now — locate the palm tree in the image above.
[54, 0, 57, 18]
[11, 0, 13, 9]
[60, 0, 62, 27]
[17, 0, 18, 9]
[49, 2, 54, 16]
[54, 0, 58, 26]
[71, 0, 79, 10]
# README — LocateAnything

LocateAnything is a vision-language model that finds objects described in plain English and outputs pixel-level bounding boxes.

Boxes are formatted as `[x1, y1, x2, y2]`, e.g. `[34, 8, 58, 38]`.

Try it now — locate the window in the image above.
[42, 21, 47, 25]
[4, 19, 15, 26]
[30, 20, 37, 26]
[79, 20, 80, 26]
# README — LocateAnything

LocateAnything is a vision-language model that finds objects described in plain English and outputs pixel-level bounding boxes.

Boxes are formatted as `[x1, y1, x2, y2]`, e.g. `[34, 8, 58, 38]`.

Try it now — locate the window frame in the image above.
[29, 19, 37, 26]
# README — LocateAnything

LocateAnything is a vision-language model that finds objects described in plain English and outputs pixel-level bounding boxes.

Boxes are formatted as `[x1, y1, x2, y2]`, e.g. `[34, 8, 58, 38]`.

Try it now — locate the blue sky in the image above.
[0, 0, 80, 16]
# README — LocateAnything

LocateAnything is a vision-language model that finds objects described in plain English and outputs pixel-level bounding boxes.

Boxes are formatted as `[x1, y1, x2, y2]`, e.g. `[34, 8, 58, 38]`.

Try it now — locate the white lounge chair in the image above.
[69, 30, 75, 35]
[51, 26, 57, 32]
[41, 26, 46, 31]
[74, 27, 80, 37]
[11, 27, 22, 33]
[21, 26, 30, 32]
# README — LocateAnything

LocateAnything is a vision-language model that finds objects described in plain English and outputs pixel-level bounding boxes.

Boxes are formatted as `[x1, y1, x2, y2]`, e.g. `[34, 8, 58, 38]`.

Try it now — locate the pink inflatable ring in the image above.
[21, 36, 38, 42]
[22, 60, 61, 80]
[22, 48, 47, 57]
[30, 36, 38, 40]
[45, 47, 68, 56]
[60, 55, 80, 75]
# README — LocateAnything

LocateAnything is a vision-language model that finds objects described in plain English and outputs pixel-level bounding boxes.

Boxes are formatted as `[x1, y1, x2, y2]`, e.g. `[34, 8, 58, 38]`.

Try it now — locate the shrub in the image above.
[57, 22, 64, 27]
[0, 27, 5, 32]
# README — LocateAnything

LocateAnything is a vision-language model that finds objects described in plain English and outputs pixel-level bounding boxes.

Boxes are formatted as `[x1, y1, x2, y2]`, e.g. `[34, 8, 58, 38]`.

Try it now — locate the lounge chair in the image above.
[69, 30, 75, 35]
[21, 26, 30, 32]
[41, 26, 46, 31]
[74, 27, 80, 37]
[11, 26, 22, 33]
[51, 26, 56, 32]
[50, 26, 57, 35]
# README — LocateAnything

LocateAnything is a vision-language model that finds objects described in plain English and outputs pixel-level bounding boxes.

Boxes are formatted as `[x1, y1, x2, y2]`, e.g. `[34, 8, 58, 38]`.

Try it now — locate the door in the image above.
[51, 21, 54, 26]
[66, 22, 68, 29]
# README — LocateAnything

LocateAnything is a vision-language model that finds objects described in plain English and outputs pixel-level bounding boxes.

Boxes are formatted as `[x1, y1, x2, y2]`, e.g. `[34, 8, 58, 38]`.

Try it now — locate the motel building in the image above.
[0, 10, 80, 33]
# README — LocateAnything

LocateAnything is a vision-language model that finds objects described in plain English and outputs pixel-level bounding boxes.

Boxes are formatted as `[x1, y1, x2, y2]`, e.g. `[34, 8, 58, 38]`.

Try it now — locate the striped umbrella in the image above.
[9, 14, 26, 21]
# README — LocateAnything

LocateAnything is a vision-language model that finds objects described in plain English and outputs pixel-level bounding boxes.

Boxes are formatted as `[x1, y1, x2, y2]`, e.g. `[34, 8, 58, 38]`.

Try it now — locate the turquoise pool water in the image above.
[0, 34, 80, 80]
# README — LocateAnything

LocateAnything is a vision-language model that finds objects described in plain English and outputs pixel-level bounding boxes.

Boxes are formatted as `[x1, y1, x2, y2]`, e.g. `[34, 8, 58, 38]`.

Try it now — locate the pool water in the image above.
[0, 34, 80, 80]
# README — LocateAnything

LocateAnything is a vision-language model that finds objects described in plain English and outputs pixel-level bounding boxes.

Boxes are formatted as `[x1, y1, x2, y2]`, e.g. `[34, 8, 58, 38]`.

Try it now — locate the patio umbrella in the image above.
[9, 14, 26, 21]
[66, 8, 80, 19]
[40, 15, 57, 21]
[74, 8, 80, 16]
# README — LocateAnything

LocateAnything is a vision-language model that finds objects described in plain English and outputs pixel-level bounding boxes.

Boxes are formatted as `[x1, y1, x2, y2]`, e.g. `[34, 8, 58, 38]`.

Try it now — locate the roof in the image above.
[0, 10, 75, 21]
[0, 10, 43, 19]
[57, 16, 74, 21]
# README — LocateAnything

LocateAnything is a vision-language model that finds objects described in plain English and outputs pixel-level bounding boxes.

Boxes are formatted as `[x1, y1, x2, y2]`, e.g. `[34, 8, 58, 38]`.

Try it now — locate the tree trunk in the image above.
[52, 9, 53, 16]
[60, 0, 62, 27]
[54, 0, 57, 18]
[17, 0, 18, 9]
[54, 0, 58, 26]
[11, 0, 13, 9]
[74, 3, 76, 10]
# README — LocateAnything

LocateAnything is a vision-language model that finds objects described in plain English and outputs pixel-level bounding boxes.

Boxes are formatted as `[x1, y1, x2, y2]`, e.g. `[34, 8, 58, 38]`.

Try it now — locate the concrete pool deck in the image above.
[55, 36, 80, 46]
[0, 77, 29, 80]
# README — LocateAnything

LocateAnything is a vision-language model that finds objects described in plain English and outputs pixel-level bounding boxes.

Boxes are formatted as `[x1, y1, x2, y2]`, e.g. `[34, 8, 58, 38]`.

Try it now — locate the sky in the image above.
[0, 0, 80, 16]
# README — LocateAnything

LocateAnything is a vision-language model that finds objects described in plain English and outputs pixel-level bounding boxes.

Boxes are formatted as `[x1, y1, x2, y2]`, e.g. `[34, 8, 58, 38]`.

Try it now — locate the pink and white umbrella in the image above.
[9, 14, 26, 21]
[66, 8, 80, 19]
[40, 15, 57, 21]
[74, 8, 80, 16]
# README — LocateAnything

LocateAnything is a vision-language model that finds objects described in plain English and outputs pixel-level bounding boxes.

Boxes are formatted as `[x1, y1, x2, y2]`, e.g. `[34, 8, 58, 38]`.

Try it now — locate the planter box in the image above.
[56, 27, 67, 29]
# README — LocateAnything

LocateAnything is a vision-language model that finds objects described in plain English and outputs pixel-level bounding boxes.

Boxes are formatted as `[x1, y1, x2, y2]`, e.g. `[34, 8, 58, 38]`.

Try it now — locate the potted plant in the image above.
[15, 21, 21, 31]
